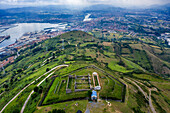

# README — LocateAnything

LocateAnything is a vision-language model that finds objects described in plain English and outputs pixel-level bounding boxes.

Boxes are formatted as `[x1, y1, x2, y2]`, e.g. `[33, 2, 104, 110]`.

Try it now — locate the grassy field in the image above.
[94, 75, 99, 86]
[42, 65, 124, 105]
[35, 100, 88, 113]
[43, 76, 88, 105]
[100, 77, 123, 100]
[108, 61, 132, 73]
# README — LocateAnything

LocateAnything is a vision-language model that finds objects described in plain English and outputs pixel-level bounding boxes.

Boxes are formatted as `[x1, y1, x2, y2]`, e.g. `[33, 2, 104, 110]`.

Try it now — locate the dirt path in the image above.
[148, 88, 157, 113]
[125, 78, 147, 98]
[125, 78, 156, 113]
[130, 79, 157, 113]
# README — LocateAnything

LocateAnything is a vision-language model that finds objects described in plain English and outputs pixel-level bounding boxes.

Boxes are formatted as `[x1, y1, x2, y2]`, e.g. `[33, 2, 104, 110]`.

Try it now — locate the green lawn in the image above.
[94, 76, 99, 86]
[43, 76, 88, 105]
[108, 61, 132, 73]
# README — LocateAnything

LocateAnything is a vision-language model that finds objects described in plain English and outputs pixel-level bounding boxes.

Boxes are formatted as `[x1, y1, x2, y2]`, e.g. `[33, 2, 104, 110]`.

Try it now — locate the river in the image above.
[0, 23, 67, 48]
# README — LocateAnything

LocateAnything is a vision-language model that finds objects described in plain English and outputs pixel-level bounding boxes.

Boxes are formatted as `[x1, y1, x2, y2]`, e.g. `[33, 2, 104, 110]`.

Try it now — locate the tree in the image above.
[45, 78, 48, 82]
[52, 53, 55, 59]
[34, 86, 39, 92]
[39, 88, 42, 93]
[17, 69, 22, 73]
[88, 90, 92, 97]
[0, 90, 3, 93]
[48, 109, 65, 113]
[52, 109, 65, 113]
[96, 54, 98, 58]
[12, 108, 20, 113]
[46, 68, 50, 72]
[10, 78, 13, 84]
[12, 71, 16, 76]
[118, 60, 125, 67]
[46, 59, 49, 64]
[39, 86, 43, 93]
[3, 84, 8, 88]
[32, 67, 35, 71]
[31, 92, 38, 99]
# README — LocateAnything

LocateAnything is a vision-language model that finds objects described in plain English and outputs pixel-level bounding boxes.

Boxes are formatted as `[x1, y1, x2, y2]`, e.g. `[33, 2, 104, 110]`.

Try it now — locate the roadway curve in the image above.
[125, 78, 156, 113]
[131, 79, 157, 113]
[20, 71, 55, 113]
[149, 89, 156, 113]
[0, 64, 68, 113]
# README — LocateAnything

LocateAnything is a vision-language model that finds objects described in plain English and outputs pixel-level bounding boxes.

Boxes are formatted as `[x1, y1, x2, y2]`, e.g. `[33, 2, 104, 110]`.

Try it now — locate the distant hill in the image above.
[83, 4, 124, 12]
[148, 3, 170, 15]
[149, 3, 170, 9]
[5, 5, 70, 13]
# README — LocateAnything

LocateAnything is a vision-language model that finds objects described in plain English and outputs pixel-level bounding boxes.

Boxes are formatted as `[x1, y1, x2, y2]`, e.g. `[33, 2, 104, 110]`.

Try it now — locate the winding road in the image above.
[20, 71, 55, 113]
[125, 78, 156, 113]
[0, 64, 68, 113]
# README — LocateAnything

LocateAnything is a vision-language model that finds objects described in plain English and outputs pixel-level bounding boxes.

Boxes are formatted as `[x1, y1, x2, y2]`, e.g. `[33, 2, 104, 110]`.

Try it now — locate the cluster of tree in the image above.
[48, 109, 65, 113]
[87, 90, 92, 101]
[32, 86, 43, 99]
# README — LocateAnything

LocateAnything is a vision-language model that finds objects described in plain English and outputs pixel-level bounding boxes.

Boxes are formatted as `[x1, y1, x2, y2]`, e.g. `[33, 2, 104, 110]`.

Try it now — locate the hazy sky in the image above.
[0, 0, 170, 7]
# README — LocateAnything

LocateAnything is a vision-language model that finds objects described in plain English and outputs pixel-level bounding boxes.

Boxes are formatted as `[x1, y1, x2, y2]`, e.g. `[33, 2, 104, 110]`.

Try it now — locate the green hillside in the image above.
[0, 31, 169, 113]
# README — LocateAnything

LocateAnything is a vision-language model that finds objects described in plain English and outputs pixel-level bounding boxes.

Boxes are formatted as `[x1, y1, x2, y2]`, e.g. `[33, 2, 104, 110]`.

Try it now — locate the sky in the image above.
[0, 0, 170, 7]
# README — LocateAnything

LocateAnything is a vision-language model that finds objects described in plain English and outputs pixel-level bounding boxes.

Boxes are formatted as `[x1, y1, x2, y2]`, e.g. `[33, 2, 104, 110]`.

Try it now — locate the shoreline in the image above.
[0, 23, 67, 49]
[0, 35, 10, 43]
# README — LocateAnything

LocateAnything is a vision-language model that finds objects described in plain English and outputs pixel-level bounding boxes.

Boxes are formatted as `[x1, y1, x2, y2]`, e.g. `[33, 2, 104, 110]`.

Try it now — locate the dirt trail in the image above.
[125, 78, 156, 113]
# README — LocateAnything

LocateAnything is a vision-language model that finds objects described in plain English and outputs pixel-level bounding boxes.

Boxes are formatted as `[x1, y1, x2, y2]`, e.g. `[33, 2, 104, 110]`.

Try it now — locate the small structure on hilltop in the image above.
[91, 90, 97, 100]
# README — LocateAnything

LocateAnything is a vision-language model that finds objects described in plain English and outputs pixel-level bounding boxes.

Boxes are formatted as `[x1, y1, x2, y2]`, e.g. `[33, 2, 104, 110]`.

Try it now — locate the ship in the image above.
[0, 35, 10, 43]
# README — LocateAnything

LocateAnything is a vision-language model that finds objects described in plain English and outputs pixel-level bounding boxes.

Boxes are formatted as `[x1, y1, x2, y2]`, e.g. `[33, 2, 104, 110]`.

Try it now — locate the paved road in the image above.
[20, 71, 55, 113]
[20, 64, 68, 113]
[0, 64, 68, 113]
[0, 81, 35, 113]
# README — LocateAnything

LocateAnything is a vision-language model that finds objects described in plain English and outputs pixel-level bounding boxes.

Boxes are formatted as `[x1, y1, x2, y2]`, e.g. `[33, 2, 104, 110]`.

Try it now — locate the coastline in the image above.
[0, 35, 10, 43]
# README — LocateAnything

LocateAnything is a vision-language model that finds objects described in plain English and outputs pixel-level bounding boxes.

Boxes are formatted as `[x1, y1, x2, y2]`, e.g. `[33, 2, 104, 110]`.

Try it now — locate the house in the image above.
[91, 90, 97, 100]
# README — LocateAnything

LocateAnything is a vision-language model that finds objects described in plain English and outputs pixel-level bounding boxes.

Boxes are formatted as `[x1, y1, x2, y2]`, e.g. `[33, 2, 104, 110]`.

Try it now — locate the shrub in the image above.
[48, 109, 65, 113]
[31, 92, 38, 99]
[46, 68, 50, 72]
[34, 86, 39, 92]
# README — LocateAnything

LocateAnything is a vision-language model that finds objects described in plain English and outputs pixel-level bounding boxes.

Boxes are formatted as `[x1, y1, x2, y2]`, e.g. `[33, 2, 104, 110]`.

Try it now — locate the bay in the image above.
[0, 23, 66, 48]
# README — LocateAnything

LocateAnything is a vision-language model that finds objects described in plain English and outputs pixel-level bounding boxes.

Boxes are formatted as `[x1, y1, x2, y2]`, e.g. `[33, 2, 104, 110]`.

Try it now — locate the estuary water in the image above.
[0, 23, 66, 48]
